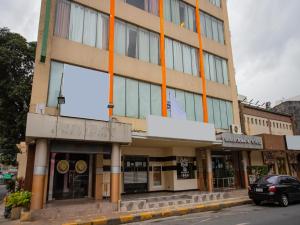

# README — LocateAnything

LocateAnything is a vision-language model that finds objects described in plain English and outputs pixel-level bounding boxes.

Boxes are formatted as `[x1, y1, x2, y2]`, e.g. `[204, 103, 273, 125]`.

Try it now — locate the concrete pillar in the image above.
[196, 150, 205, 191]
[110, 144, 121, 203]
[88, 154, 93, 198]
[206, 149, 213, 192]
[48, 153, 56, 201]
[31, 139, 48, 210]
[95, 154, 104, 200]
[242, 151, 249, 189]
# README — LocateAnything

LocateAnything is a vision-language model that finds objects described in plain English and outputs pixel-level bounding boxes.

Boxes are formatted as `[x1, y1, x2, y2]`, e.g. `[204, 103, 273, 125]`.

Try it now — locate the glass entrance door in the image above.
[53, 153, 89, 200]
[212, 154, 235, 189]
[124, 156, 148, 193]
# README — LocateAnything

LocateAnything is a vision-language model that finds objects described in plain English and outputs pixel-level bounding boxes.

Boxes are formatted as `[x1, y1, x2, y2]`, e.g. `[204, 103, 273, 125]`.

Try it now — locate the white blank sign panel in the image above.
[60, 64, 109, 121]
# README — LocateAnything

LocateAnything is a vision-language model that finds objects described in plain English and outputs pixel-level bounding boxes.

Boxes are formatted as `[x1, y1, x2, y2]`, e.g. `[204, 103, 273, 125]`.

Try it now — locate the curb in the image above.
[62, 198, 252, 225]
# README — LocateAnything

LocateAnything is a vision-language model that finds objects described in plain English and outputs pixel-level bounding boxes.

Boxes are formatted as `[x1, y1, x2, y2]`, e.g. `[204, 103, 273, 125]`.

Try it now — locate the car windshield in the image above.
[255, 176, 278, 185]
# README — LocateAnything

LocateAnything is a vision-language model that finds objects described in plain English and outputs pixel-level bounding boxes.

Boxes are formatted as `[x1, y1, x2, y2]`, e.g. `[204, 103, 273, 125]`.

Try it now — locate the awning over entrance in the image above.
[286, 135, 300, 151]
[216, 133, 263, 150]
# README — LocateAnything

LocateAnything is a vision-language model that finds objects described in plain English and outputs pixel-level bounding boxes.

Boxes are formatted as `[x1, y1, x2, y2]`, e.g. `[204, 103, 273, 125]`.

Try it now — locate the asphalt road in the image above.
[127, 203, 300, 225]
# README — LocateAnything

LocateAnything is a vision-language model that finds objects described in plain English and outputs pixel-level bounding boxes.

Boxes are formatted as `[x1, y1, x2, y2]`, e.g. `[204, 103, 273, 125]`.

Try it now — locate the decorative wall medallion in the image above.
[57, 160, 69, 174]
[75, 160, 87, 174]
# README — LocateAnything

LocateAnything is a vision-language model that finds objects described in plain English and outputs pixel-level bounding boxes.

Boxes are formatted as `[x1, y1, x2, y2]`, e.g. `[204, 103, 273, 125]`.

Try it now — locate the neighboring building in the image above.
[26, 0, 242, 209]
[239, 101, 294, 179]
[273, 95, 300, 135]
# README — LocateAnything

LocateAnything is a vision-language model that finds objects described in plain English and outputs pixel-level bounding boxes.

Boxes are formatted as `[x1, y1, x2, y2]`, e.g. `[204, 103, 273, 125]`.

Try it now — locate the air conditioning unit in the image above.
[230, 124, 241, 134]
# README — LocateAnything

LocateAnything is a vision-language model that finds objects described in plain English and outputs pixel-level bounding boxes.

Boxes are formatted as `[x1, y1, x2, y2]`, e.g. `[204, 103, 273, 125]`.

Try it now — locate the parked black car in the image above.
[248, 175, 300, 207]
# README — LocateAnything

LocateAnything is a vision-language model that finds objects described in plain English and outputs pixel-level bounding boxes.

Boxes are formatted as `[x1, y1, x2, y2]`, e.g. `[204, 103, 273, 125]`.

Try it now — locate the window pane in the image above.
[182, 44, 192, 75]
[165, 38, 174, 69]
[187, 6, 195, 31]
[179, 2, 188, 28]
[204, 52, 210, 80]
[215, 57, 224, 84]
[139, 82, 151, 119]
[220, 100, 228, 129]
[207, 97, 215, 124]
[218, 21, 224, 44]
[150, 32, 159, 64]
[96, 14, 109, 50]
[194, 94, 203, 122]
[48, 62, 64, 107]
[167, 88, 175, 117]
[200, 13, 206, 36]
[212, 18, 219, 42]
[191, 48, 199, 76]
[114, 76, 126, 116]
[114, 20, 126, 55]
[126, 79, 139, 117]
[83, 8, 97, 47]
[149, 0, 159, 16]
[151, 84, 162, 116]
[127, 0, 145, 10]
[139, 28, 150, 62]
[213, 99, 222, 128]
[205, 14, 212, 39]
[185, 92, 195, 121]
[69, 3, 84, 43]
[55, 0, 70, 38]
[222, 59, 229, 85]
[164, 0, 172, 22]
[173, 41, 183, 72]
[175, 90, 185, 112]
[126, 24, 138, 58]
[226, 101, 233, 126]
[170, 0, 180, 25]
[209, 54, 216, 81]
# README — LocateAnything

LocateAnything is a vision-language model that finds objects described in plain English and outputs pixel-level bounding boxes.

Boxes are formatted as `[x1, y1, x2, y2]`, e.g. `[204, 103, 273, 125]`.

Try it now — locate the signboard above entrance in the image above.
[218, 133, 263, 150]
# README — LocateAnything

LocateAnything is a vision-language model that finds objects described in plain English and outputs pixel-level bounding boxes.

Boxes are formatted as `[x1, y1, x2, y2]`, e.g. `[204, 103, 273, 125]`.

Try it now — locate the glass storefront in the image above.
[212, 151, 241, 189]
[52, 153, 90, 200]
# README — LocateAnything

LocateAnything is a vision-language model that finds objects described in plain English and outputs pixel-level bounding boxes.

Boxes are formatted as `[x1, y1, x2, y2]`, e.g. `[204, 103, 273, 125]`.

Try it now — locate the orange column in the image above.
[159, 0, 167, 117]
[242, 151, 249, 189]
[195, 0, 208, 123]
[31, 139, 48, 210]
[108, 0, 116, 116]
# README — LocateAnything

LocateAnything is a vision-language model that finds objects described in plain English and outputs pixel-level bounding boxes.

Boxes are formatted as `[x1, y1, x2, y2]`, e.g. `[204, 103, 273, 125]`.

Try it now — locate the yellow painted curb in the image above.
[177, 207, 189, 215]
[140, 212, 153, 221]
[120, 214, 134, 223]
[161, 209, 172, 217]
[92, 217, 108, 225]
[62, 223, 77, 225]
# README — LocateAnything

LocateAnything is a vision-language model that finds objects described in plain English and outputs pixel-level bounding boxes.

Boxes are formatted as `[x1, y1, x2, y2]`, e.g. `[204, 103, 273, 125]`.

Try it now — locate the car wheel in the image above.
[279, 194, 289, 207]
[253, 200, 261, 205]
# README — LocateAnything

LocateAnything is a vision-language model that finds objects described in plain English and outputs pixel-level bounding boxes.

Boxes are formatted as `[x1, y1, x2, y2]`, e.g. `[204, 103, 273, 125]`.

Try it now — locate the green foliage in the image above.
[0, 27, 36, 165]
[6, 191, 32, 209]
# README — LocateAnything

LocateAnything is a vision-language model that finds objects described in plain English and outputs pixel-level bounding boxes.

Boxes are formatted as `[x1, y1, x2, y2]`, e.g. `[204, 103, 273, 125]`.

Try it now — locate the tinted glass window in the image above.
[256, 176, 278, 185]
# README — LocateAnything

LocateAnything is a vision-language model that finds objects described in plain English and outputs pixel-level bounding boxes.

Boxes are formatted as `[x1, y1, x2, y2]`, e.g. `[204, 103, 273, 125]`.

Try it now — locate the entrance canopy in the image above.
[216, 133, 263, 150]
[286, 135, 300, 151]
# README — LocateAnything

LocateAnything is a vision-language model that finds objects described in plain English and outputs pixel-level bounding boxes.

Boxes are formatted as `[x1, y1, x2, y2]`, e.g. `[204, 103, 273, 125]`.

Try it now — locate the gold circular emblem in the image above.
[57, 160, 69, 174]
[75, 160, 87, 174]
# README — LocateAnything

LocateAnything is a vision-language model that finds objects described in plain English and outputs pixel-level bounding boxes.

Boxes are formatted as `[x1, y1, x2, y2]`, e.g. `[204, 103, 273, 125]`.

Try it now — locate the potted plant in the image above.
[5, 191, 31, 220]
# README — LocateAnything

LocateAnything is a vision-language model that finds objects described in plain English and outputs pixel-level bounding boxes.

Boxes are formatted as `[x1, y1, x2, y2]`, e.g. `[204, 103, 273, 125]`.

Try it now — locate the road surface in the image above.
[127, 203, 300, 225]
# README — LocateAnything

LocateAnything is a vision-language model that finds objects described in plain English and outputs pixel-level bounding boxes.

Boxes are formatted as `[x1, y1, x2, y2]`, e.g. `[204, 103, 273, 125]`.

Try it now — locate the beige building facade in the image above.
[26, 0, 242, 209]
[239, 102, 294, 180]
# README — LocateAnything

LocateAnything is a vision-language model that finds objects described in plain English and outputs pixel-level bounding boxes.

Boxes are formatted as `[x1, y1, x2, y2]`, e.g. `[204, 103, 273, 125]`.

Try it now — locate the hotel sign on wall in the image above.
[219, 133, 263, 149]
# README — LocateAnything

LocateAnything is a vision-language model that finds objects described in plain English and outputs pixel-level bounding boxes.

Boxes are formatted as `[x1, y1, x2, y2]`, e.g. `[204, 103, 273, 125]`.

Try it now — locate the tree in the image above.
[0, 27, 36, 165]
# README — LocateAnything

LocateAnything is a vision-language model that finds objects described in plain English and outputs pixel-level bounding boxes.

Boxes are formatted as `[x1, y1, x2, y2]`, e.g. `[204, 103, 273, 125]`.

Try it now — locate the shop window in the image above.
[153, 165, 162, 186]
[177, 157, 195, 179]
[259, 119, 261, 125]
[255, 119, 257, 125]
[263, 120, 265, 126]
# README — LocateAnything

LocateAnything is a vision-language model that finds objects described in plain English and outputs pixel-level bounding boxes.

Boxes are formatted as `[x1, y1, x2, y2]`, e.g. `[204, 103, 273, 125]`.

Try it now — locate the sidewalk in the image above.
[0, 190, 251, 225]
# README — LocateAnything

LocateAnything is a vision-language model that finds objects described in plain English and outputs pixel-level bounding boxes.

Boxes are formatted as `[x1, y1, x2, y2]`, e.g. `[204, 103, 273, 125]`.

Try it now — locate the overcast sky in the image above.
[1, 0, 299, 106]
